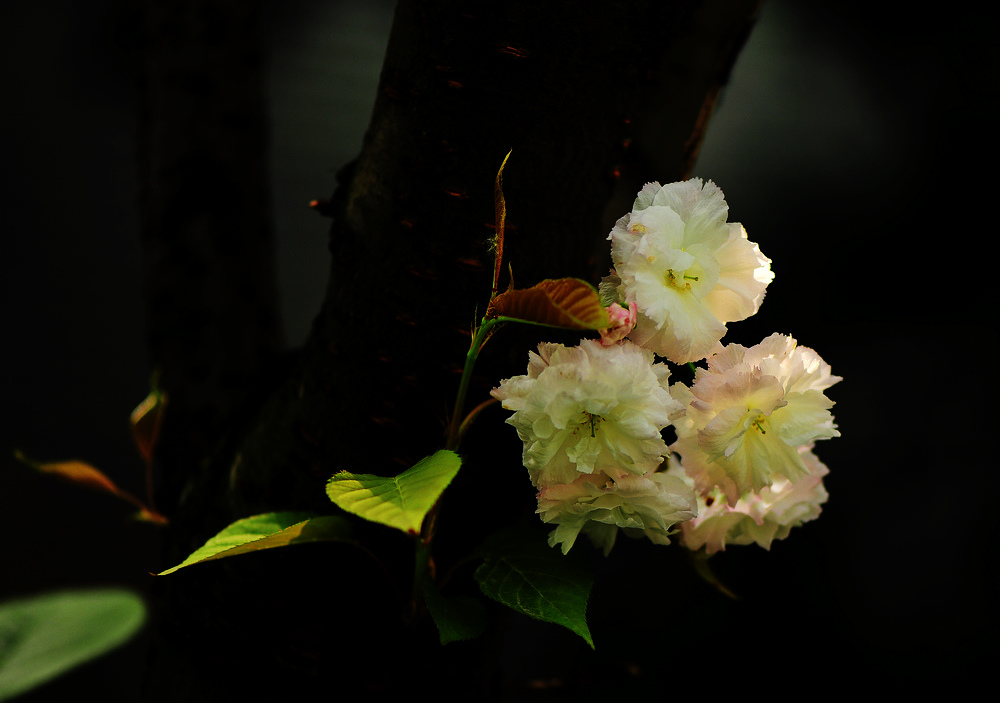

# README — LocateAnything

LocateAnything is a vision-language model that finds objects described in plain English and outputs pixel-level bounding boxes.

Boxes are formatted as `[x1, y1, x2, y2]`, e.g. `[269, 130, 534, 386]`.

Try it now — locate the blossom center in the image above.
[664, 267, 701, 292]
[585, 412, 602, 437]
[568, 411, 605, 439]
[740, 406, 773, 437]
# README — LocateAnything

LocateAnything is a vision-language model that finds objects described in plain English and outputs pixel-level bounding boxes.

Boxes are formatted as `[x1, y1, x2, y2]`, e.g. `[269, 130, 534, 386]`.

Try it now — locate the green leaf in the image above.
[421, 580, 488, 645]
[485, 278, 611, 330]
[326, 450, 462, 535]
[0, 588, 146, 701]
[474, 529, 594, 648]
[157, 512, 353, 575]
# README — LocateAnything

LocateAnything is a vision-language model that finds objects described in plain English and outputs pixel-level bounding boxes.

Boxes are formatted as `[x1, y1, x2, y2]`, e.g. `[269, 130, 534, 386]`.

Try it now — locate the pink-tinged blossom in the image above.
[536, 469, 696, 554]
[606, 179, 773, 363]
[667, 447, 829, 554]
[599, 301, 638, 346]
[492, 339, 684, 487]
[671, 333, 840, 504]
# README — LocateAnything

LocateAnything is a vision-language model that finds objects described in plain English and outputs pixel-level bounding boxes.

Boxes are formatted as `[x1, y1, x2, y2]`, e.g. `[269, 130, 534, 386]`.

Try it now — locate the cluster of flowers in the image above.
[492, 179, 840, 555]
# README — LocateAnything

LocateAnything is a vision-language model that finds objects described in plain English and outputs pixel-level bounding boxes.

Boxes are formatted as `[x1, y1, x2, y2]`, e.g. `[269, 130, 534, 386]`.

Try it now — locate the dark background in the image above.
[1, 0, 994, 699]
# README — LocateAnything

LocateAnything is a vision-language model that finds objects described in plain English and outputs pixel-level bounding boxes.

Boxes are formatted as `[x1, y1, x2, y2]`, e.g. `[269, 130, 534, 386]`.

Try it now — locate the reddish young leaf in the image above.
[485, 278, 611, 330]
[130, 387, 166, 467]
[21, 455, 119, 493]
[14, 451, 167, 525]
[491, 150, 511, 300]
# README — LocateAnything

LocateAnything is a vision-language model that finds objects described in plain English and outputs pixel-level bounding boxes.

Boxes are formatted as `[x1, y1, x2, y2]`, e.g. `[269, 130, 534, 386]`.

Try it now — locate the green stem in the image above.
[445, 317, 501, 451]
[412, 317, 500, 622]
[409, 536, 432, 624]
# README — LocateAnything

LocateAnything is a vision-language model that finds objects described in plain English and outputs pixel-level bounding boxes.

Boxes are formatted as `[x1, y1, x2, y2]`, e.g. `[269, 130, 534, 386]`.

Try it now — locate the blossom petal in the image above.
[668, 447, 829, 554]
[493, 339, 682, 488]
[608, 179, 773, 363]
[701, 224, 774, 322]
[671, 334, 839, 502]
[537, 470, 696, 555]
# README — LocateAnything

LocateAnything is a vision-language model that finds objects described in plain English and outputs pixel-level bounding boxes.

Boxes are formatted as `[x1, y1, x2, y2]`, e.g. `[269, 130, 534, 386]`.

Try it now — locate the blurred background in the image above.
[1, 0, 994, 698]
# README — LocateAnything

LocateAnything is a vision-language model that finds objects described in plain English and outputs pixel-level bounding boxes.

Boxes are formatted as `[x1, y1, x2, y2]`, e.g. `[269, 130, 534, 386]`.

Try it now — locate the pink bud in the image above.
[599, 301, 638, 346]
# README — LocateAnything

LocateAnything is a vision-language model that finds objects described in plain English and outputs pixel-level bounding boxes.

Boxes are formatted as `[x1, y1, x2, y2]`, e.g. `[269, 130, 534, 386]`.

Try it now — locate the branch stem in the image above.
[445, 317, 500, 451]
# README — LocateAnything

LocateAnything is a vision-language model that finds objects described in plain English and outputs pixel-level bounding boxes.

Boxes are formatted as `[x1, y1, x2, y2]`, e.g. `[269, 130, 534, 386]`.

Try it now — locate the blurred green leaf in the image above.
[0, 588, 146, 701]
[474, 529, 594, 648]
[157, 512, 353, 575]
[326, 450, 462, 535]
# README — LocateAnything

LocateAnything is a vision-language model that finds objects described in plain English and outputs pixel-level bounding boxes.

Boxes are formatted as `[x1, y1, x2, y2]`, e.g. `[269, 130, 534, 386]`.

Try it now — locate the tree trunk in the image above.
[139, 1, 762, 699]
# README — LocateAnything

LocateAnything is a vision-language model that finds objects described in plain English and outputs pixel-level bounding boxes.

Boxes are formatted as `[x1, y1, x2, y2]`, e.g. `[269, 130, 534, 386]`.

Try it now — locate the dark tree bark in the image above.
[139, 1, 762, 699]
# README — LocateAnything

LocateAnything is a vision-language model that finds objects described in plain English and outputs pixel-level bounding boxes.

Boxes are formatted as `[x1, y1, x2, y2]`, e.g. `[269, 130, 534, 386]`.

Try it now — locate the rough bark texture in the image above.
[139, 1, 762, 699]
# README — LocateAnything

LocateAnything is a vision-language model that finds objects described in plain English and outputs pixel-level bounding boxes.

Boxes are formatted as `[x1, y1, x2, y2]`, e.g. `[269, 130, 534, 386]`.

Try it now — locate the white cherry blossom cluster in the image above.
[491, 339, 696, 554]
[494, 179, 839, 555]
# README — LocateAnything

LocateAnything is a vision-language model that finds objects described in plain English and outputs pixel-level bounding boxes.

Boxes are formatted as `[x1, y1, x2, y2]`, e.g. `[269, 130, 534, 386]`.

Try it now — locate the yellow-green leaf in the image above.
[325, 450, 462, 535]
[157, 512, 353, 575]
